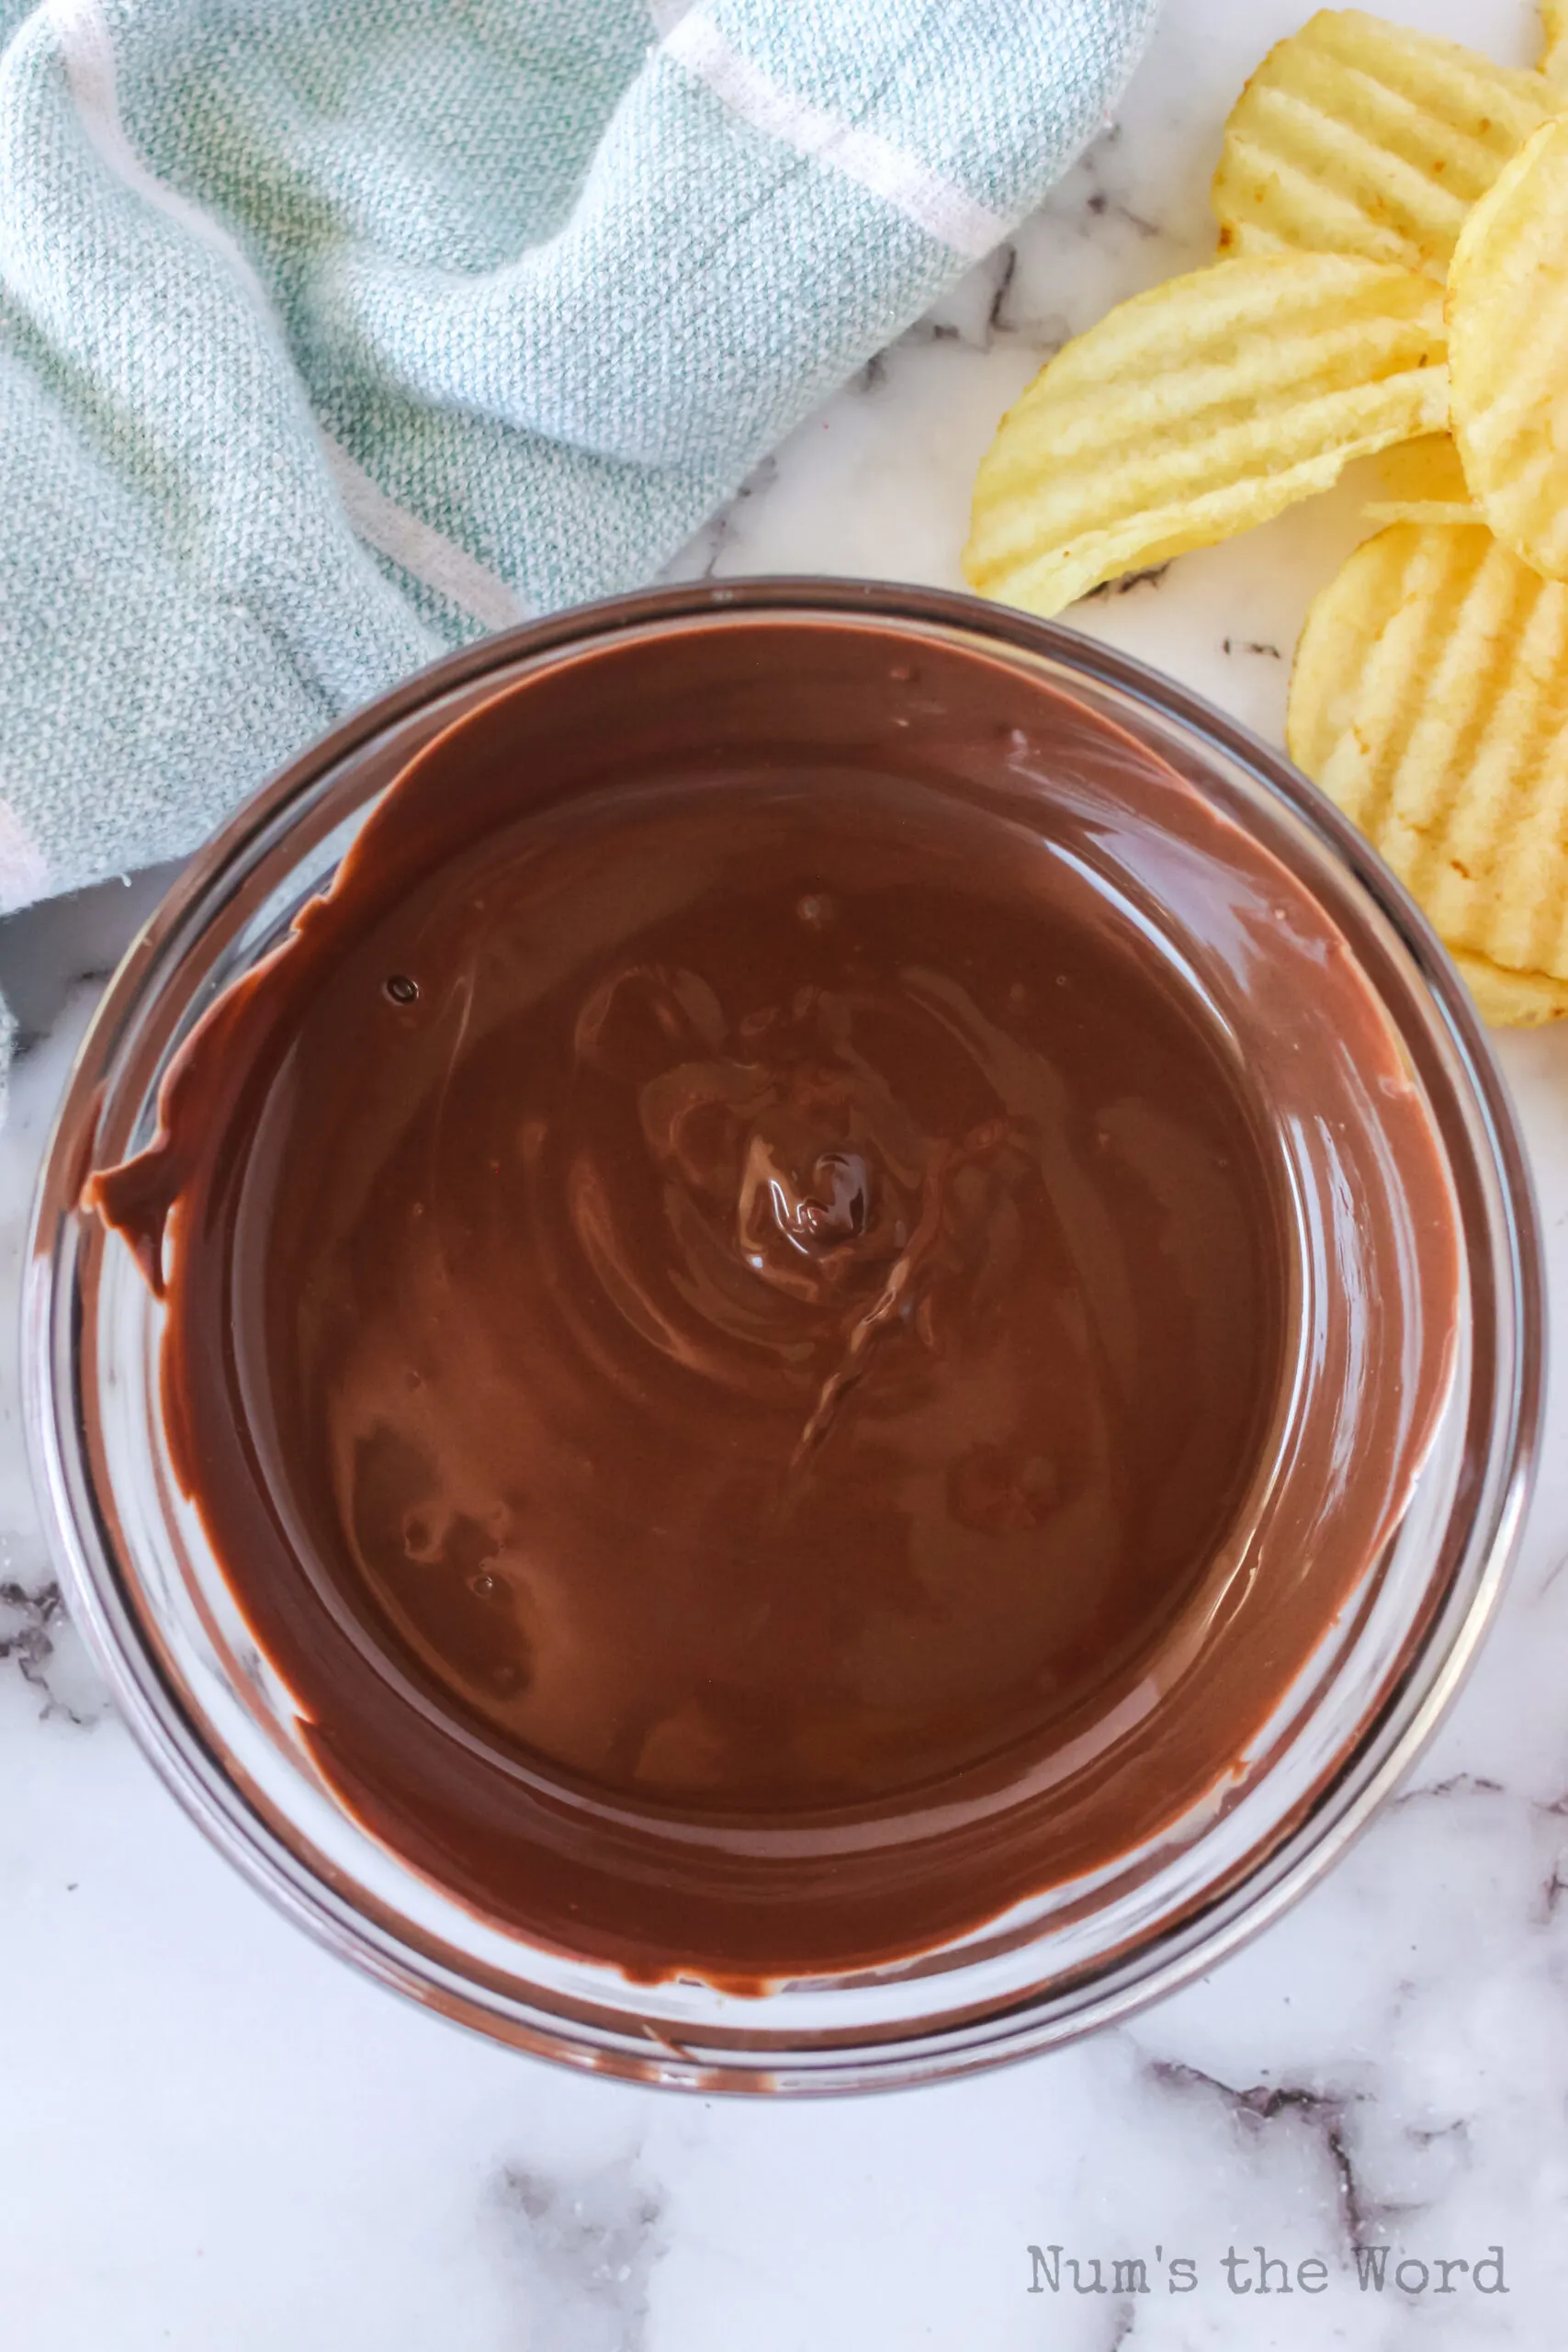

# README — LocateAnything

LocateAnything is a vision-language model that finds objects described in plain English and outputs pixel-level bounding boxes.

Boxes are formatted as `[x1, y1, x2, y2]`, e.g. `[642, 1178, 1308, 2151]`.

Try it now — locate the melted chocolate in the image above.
[91, 618, 1460, 1985]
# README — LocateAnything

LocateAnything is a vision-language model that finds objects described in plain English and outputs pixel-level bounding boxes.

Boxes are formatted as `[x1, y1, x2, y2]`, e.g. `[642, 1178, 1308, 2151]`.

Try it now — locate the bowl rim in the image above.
[21, 577, 1547, 2093]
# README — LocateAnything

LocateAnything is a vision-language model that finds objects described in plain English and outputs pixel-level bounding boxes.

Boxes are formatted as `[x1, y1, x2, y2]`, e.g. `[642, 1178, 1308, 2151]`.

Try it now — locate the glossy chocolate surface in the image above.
[92, 620, 1460, 1984]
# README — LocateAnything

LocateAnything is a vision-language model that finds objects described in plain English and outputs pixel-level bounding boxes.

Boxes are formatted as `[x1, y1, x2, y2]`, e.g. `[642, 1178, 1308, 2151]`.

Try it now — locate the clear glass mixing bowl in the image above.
[23, 581, 1543, 2091]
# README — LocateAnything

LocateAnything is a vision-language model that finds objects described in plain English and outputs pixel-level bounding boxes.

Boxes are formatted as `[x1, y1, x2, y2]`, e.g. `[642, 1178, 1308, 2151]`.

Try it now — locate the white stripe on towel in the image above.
[47, 0, 524, 632]
[663, 11, 1007, 261]
[318, 440, 524, 633]
[0, 796, 51, 914]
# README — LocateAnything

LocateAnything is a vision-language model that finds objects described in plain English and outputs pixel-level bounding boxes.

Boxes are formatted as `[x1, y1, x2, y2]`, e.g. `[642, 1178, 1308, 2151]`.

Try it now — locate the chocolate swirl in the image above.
[88, 618, 1458, 1984]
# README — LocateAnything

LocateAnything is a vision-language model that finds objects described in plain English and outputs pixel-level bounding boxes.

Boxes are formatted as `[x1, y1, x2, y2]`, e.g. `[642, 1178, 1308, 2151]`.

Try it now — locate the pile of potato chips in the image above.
[964, 7, 1568, 1024]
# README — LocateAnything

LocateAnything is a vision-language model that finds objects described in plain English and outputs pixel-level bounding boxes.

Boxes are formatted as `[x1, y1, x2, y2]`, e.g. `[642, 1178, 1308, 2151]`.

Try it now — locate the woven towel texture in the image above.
[0, 0, 1156, 916]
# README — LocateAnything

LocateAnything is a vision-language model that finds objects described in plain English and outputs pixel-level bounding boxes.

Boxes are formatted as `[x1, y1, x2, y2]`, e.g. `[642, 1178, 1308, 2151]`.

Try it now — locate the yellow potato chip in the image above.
[1371, 433, 1472, 503]
[1361, 501, 1483, 526]
[1449, 114, 1568, 581]
[1541, 2, 1568, 88]
[1453, 949, 1568, 1024]
[963, 254, 1448, 616]
[1289, 521, 1568, 989]
[1361, 431, 1480, 525]
[1212, 9, 1558, 283]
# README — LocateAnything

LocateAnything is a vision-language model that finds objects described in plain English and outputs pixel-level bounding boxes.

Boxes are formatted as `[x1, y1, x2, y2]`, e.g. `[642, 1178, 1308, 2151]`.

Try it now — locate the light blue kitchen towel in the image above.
[0, 0, 1157, 927]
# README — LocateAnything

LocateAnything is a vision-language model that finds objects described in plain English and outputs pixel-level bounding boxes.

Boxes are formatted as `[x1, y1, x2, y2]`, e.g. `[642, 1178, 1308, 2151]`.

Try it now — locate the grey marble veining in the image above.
[492, 2160, 668, 2352]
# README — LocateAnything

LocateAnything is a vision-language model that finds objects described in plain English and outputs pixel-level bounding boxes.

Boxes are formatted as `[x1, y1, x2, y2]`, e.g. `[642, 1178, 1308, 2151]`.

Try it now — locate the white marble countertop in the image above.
[5, 1, 1568, 2345]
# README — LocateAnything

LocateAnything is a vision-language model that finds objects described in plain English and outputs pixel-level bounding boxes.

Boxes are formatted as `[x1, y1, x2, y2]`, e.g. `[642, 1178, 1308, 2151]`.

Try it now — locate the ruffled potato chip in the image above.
[1212, 9, 1558, 282]
[1360, 501, 1483, 525]
[1541, 2, 1568, 88]
[1448, 115, 1568, 582]
[963, 254, 1447, 616]
[1453, 949, 1568, 1025]
[1289, 521, 1568, 1010]
[1370, 433, 1472, 502]
[1362, 435, 1481, 527]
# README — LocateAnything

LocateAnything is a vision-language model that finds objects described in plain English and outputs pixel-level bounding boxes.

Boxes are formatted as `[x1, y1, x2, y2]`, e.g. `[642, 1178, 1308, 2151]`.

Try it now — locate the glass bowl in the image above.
[22, 581, 1543, 2092]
